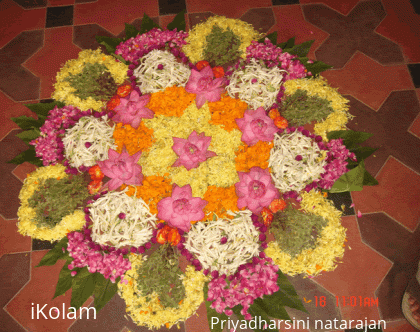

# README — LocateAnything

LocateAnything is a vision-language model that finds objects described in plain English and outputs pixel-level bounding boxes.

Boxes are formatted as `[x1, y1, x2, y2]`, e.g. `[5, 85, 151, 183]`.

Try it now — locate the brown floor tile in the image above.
[48, 0, 75, 6]
[376, 0, 420, 63]
[188, 12, 214, 29]
[0, 130, 31, 220]
[270, 5, 329, 60]
[74, 0, 159, 36]
[184, 302, 210, 332]
[322, 52, 413, 111]
[0, 216, 31, 258]
[185, 0, 271, 18]
[346, 90, 420, 177]
[383, 319, 420, 331]
[299, 0, 359, 16]
[313, 216, 392, 322]
[240, 8, 275, 35]
[159, 14, 189, 31]
[12, 162, 38, 183]
[303, 1, 404, 69]
[0, 0, 46, 49]
[351, 157, 420, 231]
[6, 250, 93, 332]
[23, 27, 82, 100]
[410, 112, 420, 138]
[12, 0, 47, 9]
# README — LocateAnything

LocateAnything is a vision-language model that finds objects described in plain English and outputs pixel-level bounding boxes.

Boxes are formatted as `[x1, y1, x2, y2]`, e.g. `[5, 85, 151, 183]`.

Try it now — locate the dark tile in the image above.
[45, 5, 74, 28]
[12, 0, 47, 9]
[409, 0, 420, 14]
[40, 98, 55, 103]
[159, 0, 186, 16]
[32, 239, 57, 251]
[116, 17, 160, 40]
[327, 192, 355, 216]
[240, 8, 275, 34]
[0, 253, 30, 332]
[188, 12, 215, 29]
[303, 1, 404, 69]
[408, 63, 420, 88]
[73, 24, 116, 52]
[346, 90, 420, 177]
[75, 0, 97, 3]
[0, 66, 41, 102]
[272, 0, 299, 5]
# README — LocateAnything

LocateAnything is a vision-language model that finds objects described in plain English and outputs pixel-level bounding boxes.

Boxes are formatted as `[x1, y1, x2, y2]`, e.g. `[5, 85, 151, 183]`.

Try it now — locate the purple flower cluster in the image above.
[207, 254, 279, 320]
[115, 28, 188, 63]
[318, 138, 357, 190]
[67, 227, 131, 283]
[30, 106, 88, 166]
[245, 39, 309, 80]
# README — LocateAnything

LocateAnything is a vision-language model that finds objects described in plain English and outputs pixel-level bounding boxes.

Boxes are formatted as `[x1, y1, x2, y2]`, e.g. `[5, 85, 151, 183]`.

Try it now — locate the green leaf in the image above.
[327, 130, 373, 149]
[139, 14, 161, 35]
[25, 101, 65, 118]
[93, 274, 119, 312]
[54, 257, 74, 298]
[329, 160, 366, 193]
[286, 40, 314, 57]
[7, 147, 42, 166]
[363, 170, 379, 186]
[11, 116, 43, 130]
[124, 23, 139, 40]
[96, 35, 123, 55]
[275, 270, 308, 313]
[71, 267, 96, 310]
[16, 129, 40, 145]
[37, 237, 69, 267]
[204, 282, 228, 332]
[167, 10, 186, 31]
[248, 300, 281, 332]
[350, 146, 377, 162]
[253, 296, 290, 320]
[258, 32, 278, 45]
[303, 59, 332, 76]
[278, 37, 295, 49]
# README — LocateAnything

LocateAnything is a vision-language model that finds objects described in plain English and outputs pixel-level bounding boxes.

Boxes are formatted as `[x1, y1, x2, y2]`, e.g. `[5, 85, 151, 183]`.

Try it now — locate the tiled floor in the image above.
[0, 0, 419, 331]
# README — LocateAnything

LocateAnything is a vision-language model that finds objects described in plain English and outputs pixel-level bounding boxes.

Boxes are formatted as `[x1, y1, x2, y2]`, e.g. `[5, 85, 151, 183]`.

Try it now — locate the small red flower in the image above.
[156, 225, 171, 244]
[269, 199, 287, 213]
[196, 60, 210, 71]
[89, 165, 104, 182]
[107, 96, 121, 111]
[167, 228, 181, 246]
[117, 84, 132, 98]
[274, 116, 288, 129]
[268, 109, 280, 120]
[212, 66, 224, 78]
[88, 180, 102, 194]
[261, 207, 273, 227]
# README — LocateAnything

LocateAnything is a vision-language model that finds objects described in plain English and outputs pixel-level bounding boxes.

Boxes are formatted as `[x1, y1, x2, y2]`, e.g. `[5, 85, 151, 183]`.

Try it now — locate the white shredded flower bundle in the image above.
[184, 210, 260, 276]
[133, 50, 191, 93]
[89, 190, 157, 248]
[269, 131, 326, 192]
[63, 115, 115, 168]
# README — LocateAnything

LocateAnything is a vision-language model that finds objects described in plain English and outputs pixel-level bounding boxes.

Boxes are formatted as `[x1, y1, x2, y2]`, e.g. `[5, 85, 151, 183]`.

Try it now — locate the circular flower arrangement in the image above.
[14, 14, 377, 331]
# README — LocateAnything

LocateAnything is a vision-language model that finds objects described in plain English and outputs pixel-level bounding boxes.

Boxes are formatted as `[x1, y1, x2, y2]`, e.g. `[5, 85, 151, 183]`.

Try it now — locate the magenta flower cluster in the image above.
[115, 28, 188, 62]
[67, 228, 131, 283]
[30, 106, 91, 166]
[245, 39, 309, 80]
[318, 138, 357, 190]
[207, 254, 279, 320]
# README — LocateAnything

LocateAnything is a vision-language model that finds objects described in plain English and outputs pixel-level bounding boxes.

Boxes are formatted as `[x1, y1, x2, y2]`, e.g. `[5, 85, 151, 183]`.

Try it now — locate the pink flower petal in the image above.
[357, 210, 362, 218]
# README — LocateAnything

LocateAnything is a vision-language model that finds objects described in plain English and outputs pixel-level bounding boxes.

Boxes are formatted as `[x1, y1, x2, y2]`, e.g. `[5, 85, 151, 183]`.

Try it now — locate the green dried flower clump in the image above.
[136, 244, 186, 308]
[28, 175, 89, 228]
[270, 208, 328, 257]
[280, 89, 335, 126]
[64, 62, 118, 101]
[203, 25, 241, 67]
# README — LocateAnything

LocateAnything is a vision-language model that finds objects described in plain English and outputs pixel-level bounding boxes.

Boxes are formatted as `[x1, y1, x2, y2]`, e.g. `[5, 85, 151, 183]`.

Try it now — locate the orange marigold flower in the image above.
[274, 116, 288, 129]
[212, 66, 224, 78]
[167, 228, 181, 246]
[235, 141, 273, 172]
[208, 94, 248, 132]
[261, 207, 273, 227]
[268, 109, 280, 120]
[156, 225, 171, 244]
[202, 186, 239, 220]
[113, 122, 154, 155]
[117, 84, 132, 98]
[196, 60, 210, 71]
[107, 96, 121, 111]
[88, 180, 102, 194]
[147, 86, 195, 117]
[269, 199, 287, 213]
[89, 165, 104, 181]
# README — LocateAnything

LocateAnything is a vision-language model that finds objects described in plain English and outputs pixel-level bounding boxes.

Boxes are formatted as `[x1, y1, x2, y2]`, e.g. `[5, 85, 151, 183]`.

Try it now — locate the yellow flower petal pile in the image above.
[141, 100, 242, 198]
[182, 16, 264, 63]
[265, 190, 346, 276]
[283, 77, 354, 141]
[118, 254, 208, 329]
[51, 49, 128, 111]
[17, 165, 85, 242]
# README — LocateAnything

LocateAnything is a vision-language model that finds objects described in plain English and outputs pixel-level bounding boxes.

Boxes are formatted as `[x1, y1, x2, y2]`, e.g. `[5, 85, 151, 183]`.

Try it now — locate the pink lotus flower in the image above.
[97, 147, 143, 191]
[113, 90, 154, 129]
[172, 131, 217, 170]
[235, 167, 280, 214]
[185, 65, 225, 109]
[236, 107, 278, 146]
[157, 184, 208, 232]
